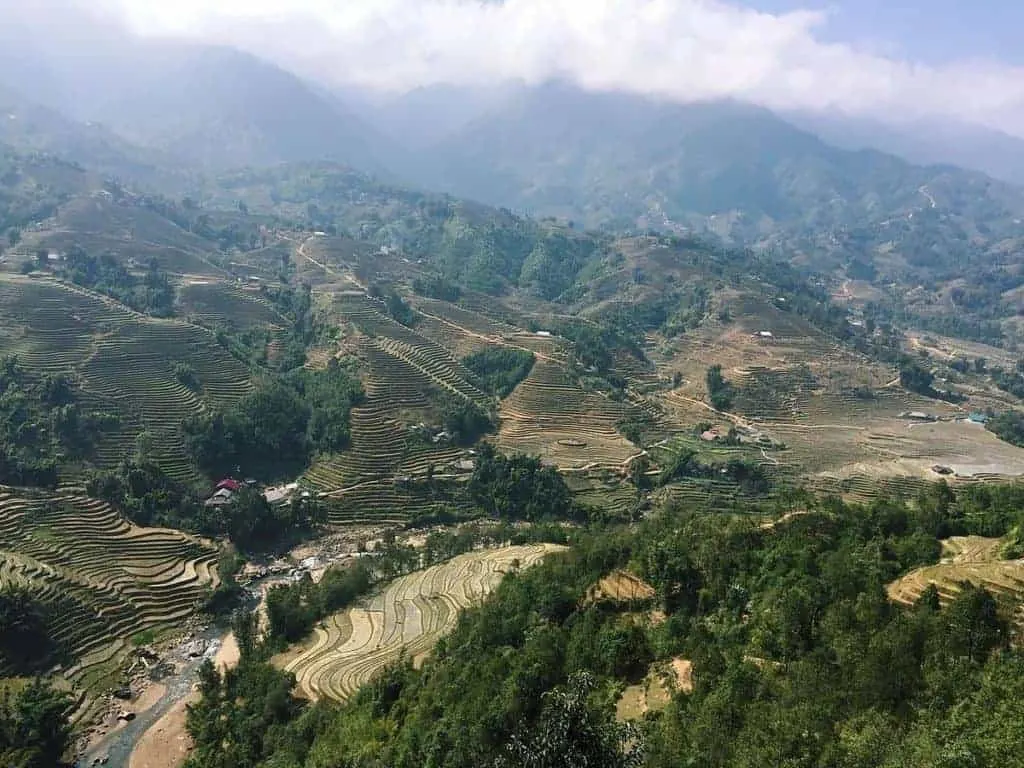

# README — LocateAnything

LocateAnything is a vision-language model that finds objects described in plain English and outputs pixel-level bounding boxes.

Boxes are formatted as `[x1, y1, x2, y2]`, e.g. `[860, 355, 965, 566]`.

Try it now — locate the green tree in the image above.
[0, 679, 73, 768]
[386, 291, 417, 327]
[628, 455, 651, 491]
[943, 584, 1007, 663]
[463, 348, 536, 398]
[706, 364, 733, 411]
[0, 587, 51, 668]
[899, 360, 935, 397]
[496, 673, 643, 768]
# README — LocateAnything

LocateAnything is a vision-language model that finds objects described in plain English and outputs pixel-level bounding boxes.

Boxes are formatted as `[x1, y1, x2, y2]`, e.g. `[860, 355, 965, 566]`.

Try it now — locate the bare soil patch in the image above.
[588, 570, 656, 604]
[615, 656, 691, 722]
[214, 632, 239, 672]
[670, 657, 694, 694]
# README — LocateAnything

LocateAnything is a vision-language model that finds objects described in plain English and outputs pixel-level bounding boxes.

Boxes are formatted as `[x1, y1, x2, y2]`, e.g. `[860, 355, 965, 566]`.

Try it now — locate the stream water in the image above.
[79, 622, 227, 768]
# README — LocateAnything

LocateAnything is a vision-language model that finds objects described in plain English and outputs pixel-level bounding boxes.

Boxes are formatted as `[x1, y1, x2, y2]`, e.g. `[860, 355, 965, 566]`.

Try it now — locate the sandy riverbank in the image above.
[127, 633, 241, 768]
[80, 680, 168, 758]
[127, 687, 199, 768]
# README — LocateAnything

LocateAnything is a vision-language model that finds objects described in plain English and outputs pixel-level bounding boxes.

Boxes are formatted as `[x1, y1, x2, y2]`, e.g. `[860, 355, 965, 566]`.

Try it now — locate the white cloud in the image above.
[95, 0, 1024, 137]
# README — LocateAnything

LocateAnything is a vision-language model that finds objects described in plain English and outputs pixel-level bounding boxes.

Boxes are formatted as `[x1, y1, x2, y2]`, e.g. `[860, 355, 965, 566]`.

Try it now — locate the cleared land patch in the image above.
[282, 544, 565, 701]
[615, 656, 692, 722]
[587, 570, 656, 604]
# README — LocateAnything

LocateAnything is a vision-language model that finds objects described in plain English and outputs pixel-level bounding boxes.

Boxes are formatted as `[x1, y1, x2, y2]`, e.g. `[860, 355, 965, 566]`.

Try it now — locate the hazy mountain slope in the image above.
[72, 44, 394, 174]
[400, 83, 1024, 278]
[0, 81, 183, 187]
[0, 144, 96, 234]
[1, 29, 397, 176]
[337, 84, 517, 150]
[790, 112, 1024, 188]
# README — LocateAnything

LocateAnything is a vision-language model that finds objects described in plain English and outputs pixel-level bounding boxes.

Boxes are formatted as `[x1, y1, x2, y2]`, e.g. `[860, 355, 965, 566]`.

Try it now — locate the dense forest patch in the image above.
[0, 356, 120, 487]
[59, 245, 176, 317]
[462, 347, 536, 398]
[182, 359, 364, 481]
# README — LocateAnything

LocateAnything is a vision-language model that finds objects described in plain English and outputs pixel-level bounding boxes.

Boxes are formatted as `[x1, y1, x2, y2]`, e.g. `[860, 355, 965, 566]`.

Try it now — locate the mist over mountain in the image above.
[0, 12, 396, 175]
[0, 79, 185, 187]
[0, 10, 1022, 288]
[349, 82, 1024, 279]
[787, 112, 1024, 188]
[336, 84, 514, 151]
[84, 45, 396, 172]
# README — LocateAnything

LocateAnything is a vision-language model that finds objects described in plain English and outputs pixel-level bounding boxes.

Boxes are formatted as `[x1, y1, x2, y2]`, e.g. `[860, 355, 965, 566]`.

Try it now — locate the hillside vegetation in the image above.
[5, 79, 1024, 766]
[182, 484, 1024, 768]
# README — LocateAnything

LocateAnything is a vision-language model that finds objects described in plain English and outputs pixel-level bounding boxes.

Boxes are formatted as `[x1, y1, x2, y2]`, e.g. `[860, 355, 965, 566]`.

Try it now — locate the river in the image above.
[79, 622, 227, 768]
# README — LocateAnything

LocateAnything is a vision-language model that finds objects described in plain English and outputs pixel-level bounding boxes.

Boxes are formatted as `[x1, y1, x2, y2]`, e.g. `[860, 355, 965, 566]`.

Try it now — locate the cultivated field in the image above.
[177, 281, 288, 329]
[301, 338, 466, 493]
[0, 274, 254, 481]
[497, 360, 640, 470]
[282, 544, 565, 701]
[15, 195, 227, 277]
[887, 536, 1024, 617]
[303, 294, 498, 494]
[0, 488, 220, 719]
[643, 289, 1024, 499]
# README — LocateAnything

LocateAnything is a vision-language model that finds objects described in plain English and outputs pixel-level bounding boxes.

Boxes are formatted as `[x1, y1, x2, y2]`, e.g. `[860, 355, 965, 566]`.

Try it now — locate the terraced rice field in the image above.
[731, 365, 820, 422]
[0, 277, 137, 369]
[496, 361, 640, 469]
[408, 297, 525, 357]
[572, 483, 640, 518]
[334, 294, 491, 407]
[0, 488, 219, 718]
[310, 479, 475, 527]
[784, 415, 1024, 498]
[0, 275, 254, 480]
[650, 310, 1024, 500]
[302, 330, 470, 491]
[23, 195, 226, 277]
[81, 321, 253, 481]
[178, 281, 288, 328]
[283, 544, 565, 701]
[657, 477, 779, 512]
[412, 297, 522, 339]
[728, 294, 842, 357]
[888, 537, 1024, 630]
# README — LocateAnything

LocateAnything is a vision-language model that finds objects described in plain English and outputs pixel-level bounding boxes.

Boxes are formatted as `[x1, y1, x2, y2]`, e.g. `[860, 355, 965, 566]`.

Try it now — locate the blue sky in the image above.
[746, 0, 1024, 65]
